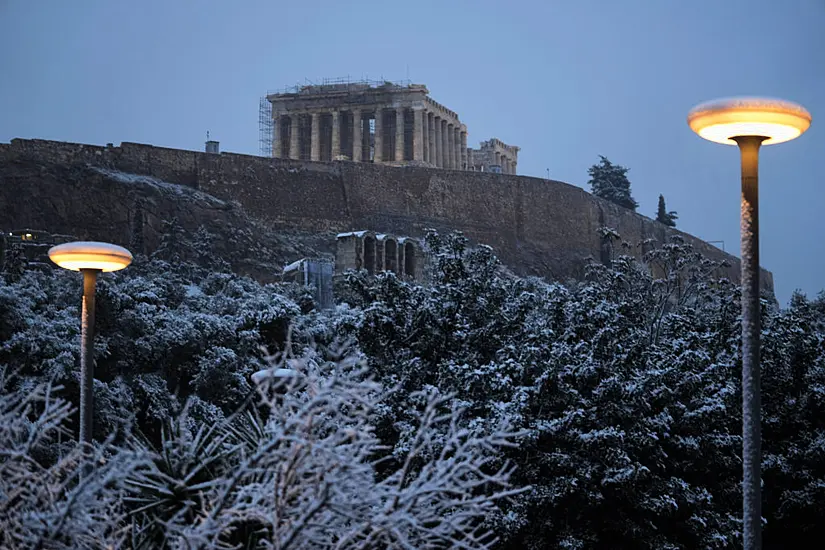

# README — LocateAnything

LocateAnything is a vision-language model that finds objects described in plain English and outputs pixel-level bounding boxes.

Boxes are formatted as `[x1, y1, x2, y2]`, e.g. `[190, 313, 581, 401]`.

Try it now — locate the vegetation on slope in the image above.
[1, 230, 823, 548]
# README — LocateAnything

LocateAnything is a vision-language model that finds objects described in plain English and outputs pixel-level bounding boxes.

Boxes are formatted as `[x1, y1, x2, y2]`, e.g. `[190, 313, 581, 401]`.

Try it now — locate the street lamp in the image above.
[48, 241, 132, 449]
[688, 97, 811, 550]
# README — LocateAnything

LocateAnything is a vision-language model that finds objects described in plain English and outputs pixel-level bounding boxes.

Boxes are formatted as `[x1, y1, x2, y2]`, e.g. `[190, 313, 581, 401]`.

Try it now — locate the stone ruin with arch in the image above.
[335, 230, 425, 281]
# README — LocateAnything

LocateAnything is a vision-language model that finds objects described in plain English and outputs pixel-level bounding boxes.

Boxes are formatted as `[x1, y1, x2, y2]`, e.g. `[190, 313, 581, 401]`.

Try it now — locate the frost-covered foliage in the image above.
[338, 231, 825, 549]
[0, 373, 147, 549]
[2, 227, 824, 549]
[0, 257, 307, 444]
[0, 351, 522, 549]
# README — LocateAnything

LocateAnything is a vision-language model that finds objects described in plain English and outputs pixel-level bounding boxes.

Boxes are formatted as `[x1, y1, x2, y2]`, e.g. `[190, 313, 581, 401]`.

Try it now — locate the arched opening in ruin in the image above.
[363, 235, 376, 274]
[385, 239, 397, 273]
[404, 242, 416, 278]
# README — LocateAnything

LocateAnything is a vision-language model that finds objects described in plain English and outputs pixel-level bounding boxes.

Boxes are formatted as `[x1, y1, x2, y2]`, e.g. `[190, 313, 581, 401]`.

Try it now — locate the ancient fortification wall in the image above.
[0, 138, 774, 292]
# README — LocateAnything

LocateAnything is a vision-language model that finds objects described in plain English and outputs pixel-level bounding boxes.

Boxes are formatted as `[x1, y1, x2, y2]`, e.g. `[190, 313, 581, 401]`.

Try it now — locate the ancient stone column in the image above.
[449, 124, 457, 169]
[413, 108, 424, 161]
[434, 116, 442, 168]
[331, 110, 340, 160]
[374, 110, 383, 162]
[441, 119, 449, 169]
[395, 108, 405, 162]
[352, 110, 362, 162]
[444, 125, 451, 169]
[440, 118, 447, 168]
[310, 112, 321, 161]
[511, 161, 517, 175]
[495, 151, 501, 168]
[362, 116, 371, 161]
[397, 243, 405, 276]
[453, 127, 461, 170]
[450, 125, 460, 170]
[289, 113, 300, 159]
[460, 130, 467, 170]
[428, 113, 436, 166]
[422, 111, 429, 163]
[273, 114, 282, 158]
[445, 120, 451, 168]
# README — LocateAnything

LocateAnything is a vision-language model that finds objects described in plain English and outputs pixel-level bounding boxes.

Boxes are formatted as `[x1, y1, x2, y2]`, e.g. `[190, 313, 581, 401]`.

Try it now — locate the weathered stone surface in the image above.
[0, 138, 774, 293]
[0, 140, 332, 282]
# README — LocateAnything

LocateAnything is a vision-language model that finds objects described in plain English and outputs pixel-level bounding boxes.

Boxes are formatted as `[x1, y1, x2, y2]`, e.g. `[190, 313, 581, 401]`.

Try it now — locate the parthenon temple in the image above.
[265, 79, 519, 174]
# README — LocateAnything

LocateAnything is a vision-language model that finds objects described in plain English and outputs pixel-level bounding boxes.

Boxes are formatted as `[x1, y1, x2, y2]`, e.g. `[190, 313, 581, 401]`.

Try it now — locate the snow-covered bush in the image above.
[0, 371, 147, 549]
[338, 231, 825, 549]
[2, 224, 824, 548]
[0, 260, 304, 443]
[0, 349, 524, 549]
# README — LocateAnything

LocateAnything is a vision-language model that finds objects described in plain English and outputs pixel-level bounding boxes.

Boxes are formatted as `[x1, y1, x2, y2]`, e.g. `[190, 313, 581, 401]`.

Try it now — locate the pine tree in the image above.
[129, 197, 145, 257]
[151, 217, 191, 263]
[655, 194, 678, 227]
[587, 156, 639, 211]
[2, 241, 26, 283]
[192, 225, 229, 271]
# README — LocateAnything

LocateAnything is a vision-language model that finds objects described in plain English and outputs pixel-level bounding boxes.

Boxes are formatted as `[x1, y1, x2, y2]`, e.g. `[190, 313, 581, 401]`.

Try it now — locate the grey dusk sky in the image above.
[1, 0, 822, 304]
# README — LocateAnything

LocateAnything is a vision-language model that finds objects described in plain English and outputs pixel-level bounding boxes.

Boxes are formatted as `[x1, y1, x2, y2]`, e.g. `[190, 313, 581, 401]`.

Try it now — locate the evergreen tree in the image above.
[1, 241, 26, 283]
[587, 156, 638, 211]
[129, 197, 145, 256]
[192, 225, 229, 271]
[152, 217, 191, 263]
[655, 194, 678, 227]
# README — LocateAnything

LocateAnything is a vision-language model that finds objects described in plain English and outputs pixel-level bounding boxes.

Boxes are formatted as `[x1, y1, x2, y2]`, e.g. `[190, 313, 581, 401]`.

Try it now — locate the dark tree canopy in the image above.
[2, 224, 825, 549]
[656, 194, 678, 227]
[588, 155, 639, 211]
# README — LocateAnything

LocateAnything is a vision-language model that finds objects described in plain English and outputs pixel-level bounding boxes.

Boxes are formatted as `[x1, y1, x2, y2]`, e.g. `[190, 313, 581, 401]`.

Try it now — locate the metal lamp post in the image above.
[48, 242, 132, 449]
[687, 97, 811, 550]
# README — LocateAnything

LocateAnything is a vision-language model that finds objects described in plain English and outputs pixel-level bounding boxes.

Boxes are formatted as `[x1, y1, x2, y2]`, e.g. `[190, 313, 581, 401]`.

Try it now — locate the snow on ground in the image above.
[91, 167, 227, 207]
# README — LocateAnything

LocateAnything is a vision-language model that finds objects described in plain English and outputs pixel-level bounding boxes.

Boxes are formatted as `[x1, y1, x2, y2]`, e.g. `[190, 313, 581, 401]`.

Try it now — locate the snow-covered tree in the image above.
[129, 197, 146, 257]
[588, 156, 638, 211]
[0, 373, 147, 549]
[2, 229, 825, 549]
[0, 349, 524, 550]
[192, 225, 230, 271]
[152, 217, 192, 263]
[2, 240, 27, 283]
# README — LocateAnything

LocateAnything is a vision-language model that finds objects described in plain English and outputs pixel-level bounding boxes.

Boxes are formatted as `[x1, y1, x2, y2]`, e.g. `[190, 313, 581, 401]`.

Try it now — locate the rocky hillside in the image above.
[0, 138, 775, 294]
[0, 154, 332, 281]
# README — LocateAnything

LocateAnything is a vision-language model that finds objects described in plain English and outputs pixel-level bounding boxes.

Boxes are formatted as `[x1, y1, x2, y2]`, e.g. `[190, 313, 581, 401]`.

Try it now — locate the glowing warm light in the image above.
[48, 241, 133, 272]
[687, 97, 811, 145]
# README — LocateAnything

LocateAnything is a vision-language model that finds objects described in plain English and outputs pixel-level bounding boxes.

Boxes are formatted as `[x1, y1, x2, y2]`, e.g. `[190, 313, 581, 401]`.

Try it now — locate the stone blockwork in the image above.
[0, 138, 774, 294]
[0, 139, 335, 282]
[268, 81, 468, 169]
[266, 80, 516, 173]
[335, 230, 424, 281]
[468, 138, 520, 175]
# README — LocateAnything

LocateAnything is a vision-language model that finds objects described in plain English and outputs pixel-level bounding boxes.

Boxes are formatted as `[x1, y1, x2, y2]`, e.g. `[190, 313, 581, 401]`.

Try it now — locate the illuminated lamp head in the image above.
[48, 241, 133, 272]
[688, 97, 811, 145]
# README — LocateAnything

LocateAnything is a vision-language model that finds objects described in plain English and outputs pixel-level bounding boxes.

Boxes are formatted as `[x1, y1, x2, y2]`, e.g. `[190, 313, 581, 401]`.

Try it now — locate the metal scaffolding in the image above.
[258, 96, 273, 157]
